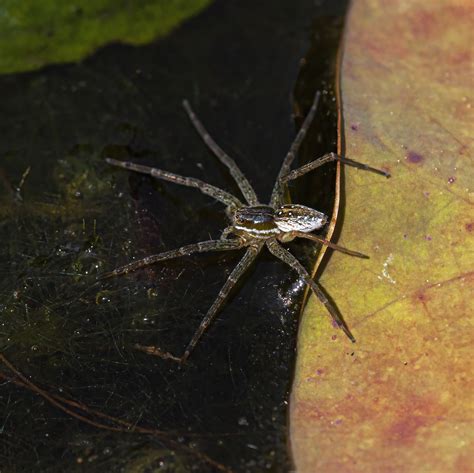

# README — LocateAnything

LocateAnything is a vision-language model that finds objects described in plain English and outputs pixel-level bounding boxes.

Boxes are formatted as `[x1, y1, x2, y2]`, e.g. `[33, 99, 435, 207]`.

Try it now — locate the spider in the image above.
[104, 90, 389, 363]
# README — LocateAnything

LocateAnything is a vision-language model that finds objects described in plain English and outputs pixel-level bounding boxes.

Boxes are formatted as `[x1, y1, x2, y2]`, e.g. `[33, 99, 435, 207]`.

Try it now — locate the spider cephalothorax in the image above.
[233, 205, 279, 237]
[105, 91, 389, 363]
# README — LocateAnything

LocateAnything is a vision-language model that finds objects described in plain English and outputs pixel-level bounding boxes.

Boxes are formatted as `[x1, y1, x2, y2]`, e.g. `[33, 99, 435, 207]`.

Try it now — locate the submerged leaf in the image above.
[291, 0, 473, 471]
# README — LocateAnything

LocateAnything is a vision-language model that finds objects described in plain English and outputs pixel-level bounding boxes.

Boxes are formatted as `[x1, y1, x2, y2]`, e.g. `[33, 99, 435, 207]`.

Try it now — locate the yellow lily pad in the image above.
[291, 0, 473, 471]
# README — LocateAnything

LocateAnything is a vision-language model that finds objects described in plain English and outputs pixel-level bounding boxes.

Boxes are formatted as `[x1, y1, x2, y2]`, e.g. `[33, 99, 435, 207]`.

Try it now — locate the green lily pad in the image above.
[0, 0, 212, 74]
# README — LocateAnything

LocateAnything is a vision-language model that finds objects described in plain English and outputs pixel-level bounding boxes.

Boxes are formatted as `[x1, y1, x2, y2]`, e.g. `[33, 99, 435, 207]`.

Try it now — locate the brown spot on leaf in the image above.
[465, 222, 473, 232]
[415, 291, 429, 303]
[413, 11, 436, 37]
[384, 396, 445, 445]
[406, 151, 424, 164]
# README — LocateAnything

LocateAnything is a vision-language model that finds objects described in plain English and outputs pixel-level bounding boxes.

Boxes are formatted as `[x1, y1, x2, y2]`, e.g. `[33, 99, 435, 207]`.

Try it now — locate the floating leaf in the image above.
[291, 0, 473, 471]
[0, 0, 211, 74]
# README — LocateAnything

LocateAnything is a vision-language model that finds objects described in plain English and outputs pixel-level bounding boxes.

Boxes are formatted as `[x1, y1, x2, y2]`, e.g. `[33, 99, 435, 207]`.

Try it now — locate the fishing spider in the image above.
[105, 91, 389, 363]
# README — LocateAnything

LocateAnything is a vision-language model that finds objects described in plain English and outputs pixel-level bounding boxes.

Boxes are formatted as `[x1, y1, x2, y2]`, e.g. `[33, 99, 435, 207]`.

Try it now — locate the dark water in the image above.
[0, 1, 348, 471]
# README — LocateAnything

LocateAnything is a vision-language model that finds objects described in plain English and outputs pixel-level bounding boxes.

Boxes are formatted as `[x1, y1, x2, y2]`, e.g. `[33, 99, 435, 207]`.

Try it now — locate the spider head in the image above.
[233, 205, 279, 236]
[275, 204, 327, 233]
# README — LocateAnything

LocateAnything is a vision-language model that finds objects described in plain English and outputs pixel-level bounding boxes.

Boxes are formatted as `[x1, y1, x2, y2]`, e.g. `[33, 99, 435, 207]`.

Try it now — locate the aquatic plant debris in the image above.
[291, 0, 474, 472]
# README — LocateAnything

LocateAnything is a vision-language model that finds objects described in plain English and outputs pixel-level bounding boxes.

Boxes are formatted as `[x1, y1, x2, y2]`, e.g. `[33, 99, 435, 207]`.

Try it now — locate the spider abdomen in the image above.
[275, 204, 327, 233]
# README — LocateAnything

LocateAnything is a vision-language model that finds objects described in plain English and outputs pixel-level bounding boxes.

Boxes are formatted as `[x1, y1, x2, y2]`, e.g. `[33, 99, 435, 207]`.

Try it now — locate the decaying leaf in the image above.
[291, 0, 473, 471]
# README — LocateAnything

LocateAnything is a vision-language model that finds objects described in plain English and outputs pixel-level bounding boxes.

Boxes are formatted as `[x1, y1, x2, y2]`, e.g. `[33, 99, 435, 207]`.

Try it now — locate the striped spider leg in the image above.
[281, 152, 390, 183]
[182, 99, 259, 206]
[105, 89, 388, 362]
[266, 238, 355, 342]
[135, 243, 263, 363]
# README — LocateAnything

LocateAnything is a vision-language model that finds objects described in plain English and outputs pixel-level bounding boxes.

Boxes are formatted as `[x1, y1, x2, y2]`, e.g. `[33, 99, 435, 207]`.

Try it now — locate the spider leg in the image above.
[266, 238, 355, 342]
[105, 158, 242, 209]
[285, 231, 369, 259]
[281, 152, 390, 182]
[101, 239, 245, 279]
[141, 243, 263, 363]
[183, 100, 260, 206]
[181, 243, 262, 362]
[270, 90, 321, 207]
[220, 226, 236, 240]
